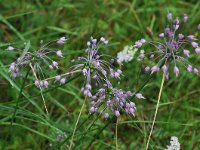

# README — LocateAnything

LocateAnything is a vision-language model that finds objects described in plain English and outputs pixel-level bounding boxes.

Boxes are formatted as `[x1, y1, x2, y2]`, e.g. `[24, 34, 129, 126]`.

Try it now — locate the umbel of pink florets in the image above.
[71, 36, 144, 118]
[89, 87, 145, 118]
[7, 38, 66, 88]
[135, 12, 199, 79]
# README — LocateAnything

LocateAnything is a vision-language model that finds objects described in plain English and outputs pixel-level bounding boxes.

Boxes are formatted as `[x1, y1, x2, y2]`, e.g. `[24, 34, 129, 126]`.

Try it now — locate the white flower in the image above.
[117, 46, 137, 64]
[166, 136, 180, 150]
[6, 46, 15, 51]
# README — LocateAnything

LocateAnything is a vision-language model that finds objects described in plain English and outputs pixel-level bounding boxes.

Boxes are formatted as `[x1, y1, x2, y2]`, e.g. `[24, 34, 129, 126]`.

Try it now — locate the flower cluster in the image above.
[8, 37, 67, 87]
[117, 45, 137, 64]
[90, 88, 144, 118]
[135, 13, 199, 79]
[166, 136, 180, 150]
[71, 37, 144, 118]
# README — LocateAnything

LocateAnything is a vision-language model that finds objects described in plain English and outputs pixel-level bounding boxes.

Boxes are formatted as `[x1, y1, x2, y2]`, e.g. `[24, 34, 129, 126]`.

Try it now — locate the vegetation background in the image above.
[0, 0, 200, 149]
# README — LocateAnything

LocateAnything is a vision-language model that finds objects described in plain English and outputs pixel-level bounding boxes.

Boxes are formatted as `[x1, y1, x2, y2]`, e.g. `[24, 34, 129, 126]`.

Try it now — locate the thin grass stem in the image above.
[146, 73, 165, 150]
[69, 96, 87, 150]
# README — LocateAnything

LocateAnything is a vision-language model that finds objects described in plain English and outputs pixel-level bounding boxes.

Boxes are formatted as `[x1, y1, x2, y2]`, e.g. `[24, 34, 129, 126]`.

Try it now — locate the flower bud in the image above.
[44, 80, 49, 88]
[191, 42, 198, 48]
[194, 68, 199, 75]
[56, 50, 63, 57]
[187, 65, 193, 72]
[144, 66, 150, 72]
[135, 93, 145, 99]
[159, 33, 164, 38]
[115, 110, 120, 117]
[60, 78, 66, 84]
[183, 50, 190, 57]
[167, 12, 172, 21]
[174, 66, 179, 77]
[183, 14, 188, 23]
[195, 47, 200, 54]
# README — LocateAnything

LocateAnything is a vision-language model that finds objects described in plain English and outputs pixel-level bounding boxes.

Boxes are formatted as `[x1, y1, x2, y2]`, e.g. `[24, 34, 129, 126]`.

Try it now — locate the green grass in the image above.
[0, 0, 200, 149]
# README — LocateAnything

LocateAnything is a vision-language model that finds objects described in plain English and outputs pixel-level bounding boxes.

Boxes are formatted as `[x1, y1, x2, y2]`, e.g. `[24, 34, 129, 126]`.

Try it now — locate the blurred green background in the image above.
[0, 0, 200, 149]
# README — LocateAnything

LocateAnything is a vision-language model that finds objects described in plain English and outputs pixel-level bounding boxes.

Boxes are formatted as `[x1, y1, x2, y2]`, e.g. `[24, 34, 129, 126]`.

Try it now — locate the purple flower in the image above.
[191, 42, 198, 48]
[183, 14, 188, 23]
[100, 37, 109, 44]
[52, 61, 58, 68]
[60, 78, 66, 84]
[8, 38, 65, 87]
[8, 63, 15, 71]
[178, 34, 184, 40]
[187, 65, 193, 72]
[135, 13, 199, 78]
[44, 80, 49, 88]
[195, 48, 200, 54]
[173, 18, 179, 30]
[71, 37, 121, 97]
[139, 53, 145, 59]
[174, 66, 179, 77]
[55, 75, 61, 81]
[57, 37, 67, 45]
[151, 66, 160, 73]
[164, 27, 170, 34]
[183, 50, 190, 57]
[135, 41, 142, 48]
[11, 72, 17, 79]
[167, 12, 172, 21]
[135, 93, 145, 99]
[39, 81, 44, 87]
[159, 33, 164, 38]
[140, 39, 146, 44]
[162, 65, 168, 73]
[35, 80, 40, 87]
[90, 106, 96, 113]
[194, 68, 199, 75]
[103, 113, 109, 119]
[144, 66, 150, 72]
[56, 50, 63, 57]
[187, 35, 196, 41]
[49, 65, 53, 70]
[115, 110, 120, 117]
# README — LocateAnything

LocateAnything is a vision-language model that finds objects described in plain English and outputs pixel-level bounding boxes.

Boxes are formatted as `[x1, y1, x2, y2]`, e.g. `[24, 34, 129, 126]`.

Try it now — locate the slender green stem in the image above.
[69, 97, 87, 150]
[29, 63, 48, 113]
[145, 73, 165, 150]
[116, 118, 119, 150]
[52, 73, 155, 150]
[85, 116, 115, 149]
[11, 68, 31, 126]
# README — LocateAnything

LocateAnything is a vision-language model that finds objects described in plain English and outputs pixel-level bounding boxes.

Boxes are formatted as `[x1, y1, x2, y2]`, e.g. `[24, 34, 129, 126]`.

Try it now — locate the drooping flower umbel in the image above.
[71, 37, 145, 118]
[135, 13, 199, 79]
[8, 37, 67, 88]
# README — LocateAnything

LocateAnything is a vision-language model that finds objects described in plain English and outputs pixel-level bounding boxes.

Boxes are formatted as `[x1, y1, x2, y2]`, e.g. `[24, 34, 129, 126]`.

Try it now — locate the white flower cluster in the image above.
[166, 136, 180, 150]
[117, 45, 137, 64]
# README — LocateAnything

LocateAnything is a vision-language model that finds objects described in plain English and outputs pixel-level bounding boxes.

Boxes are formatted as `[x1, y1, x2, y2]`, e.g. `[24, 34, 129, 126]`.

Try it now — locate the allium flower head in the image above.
[135, 13, 199, 79]
[72, 37, 123, 90]
[72, 36, 144, 118]
[8, 38, 66, 87]
[89, 87, 144, 118]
